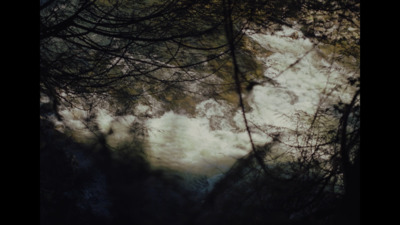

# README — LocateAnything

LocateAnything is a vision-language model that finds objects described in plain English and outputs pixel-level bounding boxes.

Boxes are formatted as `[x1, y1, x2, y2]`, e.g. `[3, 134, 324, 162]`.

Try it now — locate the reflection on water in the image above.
[146, 109, 250, 175]
[43, 25, 358, 199]
[143, 26, 357, 191]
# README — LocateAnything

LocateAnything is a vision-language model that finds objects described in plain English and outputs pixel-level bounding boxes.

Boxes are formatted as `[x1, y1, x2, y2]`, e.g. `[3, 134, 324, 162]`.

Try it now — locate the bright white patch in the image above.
[96, 108, 114, 133]
[58, 108, 88, 130]
[248, 26, 314, 58]
[135, 103, 151, 115]
[40, 94, 50, 105]
[245, 26, 354, 131]
[146, 110, 251, 176]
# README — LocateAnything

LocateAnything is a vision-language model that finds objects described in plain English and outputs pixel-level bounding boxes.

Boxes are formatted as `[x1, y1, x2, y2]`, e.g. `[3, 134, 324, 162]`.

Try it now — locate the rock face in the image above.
[289, 31, 299, 40]
[294, 5, 359, 44]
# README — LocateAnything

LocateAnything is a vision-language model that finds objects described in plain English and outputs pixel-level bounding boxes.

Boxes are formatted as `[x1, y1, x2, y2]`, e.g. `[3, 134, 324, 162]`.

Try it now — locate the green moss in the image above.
[240, 34, 274, 59]
[172, 95, 199, 115]
[318, 40, 360, 71]
[219, 91, 239, 106]
[152, 86, 201, 116]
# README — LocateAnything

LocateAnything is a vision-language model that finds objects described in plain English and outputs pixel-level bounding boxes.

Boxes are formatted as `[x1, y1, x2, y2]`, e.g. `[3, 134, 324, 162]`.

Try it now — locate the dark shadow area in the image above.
[40, 119, 103, 225]
[40, 117, 200, 225]
[40, 114, 359, 225]
[190, 142, 359, 225]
